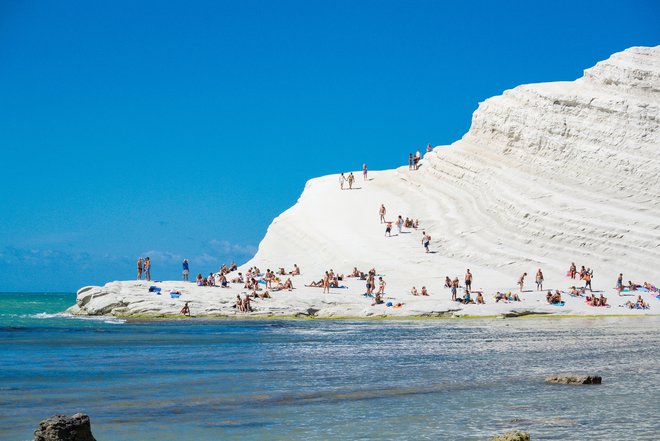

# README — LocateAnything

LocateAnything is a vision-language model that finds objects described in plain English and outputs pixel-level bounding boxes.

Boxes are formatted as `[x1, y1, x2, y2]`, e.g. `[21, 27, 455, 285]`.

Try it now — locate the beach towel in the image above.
[551, 301, 565, 307]
[170, 293, 181, 299]
[148, 286, 161, 293]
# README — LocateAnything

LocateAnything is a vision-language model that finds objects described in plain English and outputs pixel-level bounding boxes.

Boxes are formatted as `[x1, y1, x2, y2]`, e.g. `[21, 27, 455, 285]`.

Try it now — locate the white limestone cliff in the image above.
[70, 46, 660, 318]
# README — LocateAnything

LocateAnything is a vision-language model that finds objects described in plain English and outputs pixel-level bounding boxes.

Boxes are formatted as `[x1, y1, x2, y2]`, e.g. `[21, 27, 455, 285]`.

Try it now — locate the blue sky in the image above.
[0, 0, 658, 292]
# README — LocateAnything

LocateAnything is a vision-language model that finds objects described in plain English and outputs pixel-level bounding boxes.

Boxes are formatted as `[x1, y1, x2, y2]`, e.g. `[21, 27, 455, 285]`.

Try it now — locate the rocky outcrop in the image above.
[490, 430, 532, 441]
[489, 431, 531, 441]
[34, 413, 96, 441]
[545, 375, 602, 385]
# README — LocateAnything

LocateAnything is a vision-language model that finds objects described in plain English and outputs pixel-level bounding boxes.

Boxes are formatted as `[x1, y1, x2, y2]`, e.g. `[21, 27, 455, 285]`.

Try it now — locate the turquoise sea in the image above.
[1, 292, 658, 440]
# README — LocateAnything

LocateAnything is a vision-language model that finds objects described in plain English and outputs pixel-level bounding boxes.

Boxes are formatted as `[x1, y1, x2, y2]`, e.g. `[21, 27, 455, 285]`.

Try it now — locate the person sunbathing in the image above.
[421, 286, 429, 296]
[234, 295, 243, 312]
[306, 279, 324, 287]
[546, 290, 553, 304]
[628, 281, 639, 291]
[410, 286, 418, 296]
[599, 294, 608, 306]
[196, 273, 204, 286]
[475, 292, 485, 304]
[289, 264, 301, 276]
[278, 267, 286, 276]
[643, 282, 657, 292]
[346, 267, 361, 277]
[636, 295, 648, 309]
[180, 301, 190, 316]
[444, 276, 452, 288]
[495, 292, 506, 303]
[231, 273, 244, 284]
[507, 292, 521, 302]
[277, 278, 294, 291]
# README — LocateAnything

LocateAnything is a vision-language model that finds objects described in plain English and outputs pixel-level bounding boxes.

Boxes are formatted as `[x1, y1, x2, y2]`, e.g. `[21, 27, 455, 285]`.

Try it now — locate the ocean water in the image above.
[1, 293, 658, 440]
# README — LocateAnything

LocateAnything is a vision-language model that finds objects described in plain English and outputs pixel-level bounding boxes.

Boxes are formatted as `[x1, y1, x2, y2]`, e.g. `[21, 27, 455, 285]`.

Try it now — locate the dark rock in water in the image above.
[34, 413, 96, 441]
[490, 430, 531, 441]
[545, 375, 602, 385]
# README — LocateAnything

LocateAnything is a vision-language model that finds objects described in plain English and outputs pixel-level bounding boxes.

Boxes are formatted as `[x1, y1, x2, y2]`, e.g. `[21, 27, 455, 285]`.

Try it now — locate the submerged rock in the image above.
[34, 413, 96, 441]
[490, 430, 531, 441]
[545, 375, 602, 385]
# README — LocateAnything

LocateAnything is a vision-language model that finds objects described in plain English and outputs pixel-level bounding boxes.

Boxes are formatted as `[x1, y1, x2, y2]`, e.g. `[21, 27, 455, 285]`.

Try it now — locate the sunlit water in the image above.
[1, 293, 658, 440]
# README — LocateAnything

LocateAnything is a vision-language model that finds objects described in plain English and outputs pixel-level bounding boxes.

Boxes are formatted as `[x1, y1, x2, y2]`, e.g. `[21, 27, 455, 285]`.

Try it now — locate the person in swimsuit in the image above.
[144, 257, 151, 281]
[465, 269, 472, 291]
[616, 273, 623, 290]
[377, 277, 386, 295]
[379, 204, 386, 223]
[180, 301, 190, 316]
[363, 163, 368, 180]
[451, 277, 459, 301]
[137, 257, 143, 280]
[396, 216, 404, 234]
[348, 172, 355, 189]
[535, 268, 543, 291]
[385, 222, 392, 237]
[410, 286, 418, 296]
[518, 272, 527, 292]
[408, 153, 413, 170]
[339, 173, 346, 190]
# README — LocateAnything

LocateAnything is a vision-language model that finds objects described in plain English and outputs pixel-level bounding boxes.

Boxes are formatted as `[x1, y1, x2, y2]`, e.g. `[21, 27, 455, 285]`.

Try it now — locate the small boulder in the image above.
[490, 430, 531, 441]
[34, 413, 96, 441]
[545, 375, 602, 385]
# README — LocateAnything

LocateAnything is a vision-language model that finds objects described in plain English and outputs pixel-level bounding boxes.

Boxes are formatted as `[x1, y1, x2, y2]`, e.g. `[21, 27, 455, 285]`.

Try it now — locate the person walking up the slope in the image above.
[385, 222, 392, 237]
[421, 231, 431, 253]
[465, 269, 472, 291]
[379, 204, 386, 223]
[348, 172, 355, 189]
[396, 215, 404, 234]
[339, 173, 346, 190]
[363, 163, 368, 180]
[535, 268, 544, 291]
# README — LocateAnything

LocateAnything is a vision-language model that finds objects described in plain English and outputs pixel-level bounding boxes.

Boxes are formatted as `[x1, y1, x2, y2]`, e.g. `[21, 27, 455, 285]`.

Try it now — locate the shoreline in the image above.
[77, 312, 660, 322]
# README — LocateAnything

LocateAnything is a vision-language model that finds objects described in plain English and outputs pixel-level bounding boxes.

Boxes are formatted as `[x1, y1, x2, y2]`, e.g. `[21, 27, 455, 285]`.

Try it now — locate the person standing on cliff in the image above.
[347, 172, 355, 189]
[144, 257, 151, 281]
[137, 257, 143, 280]
[363, 163, 368, 180]
[465, 269, 472, 291]
[518, 272, 527, 292]
[379, 204, 386, 223]
[408, 153, 413, 170]
[535, 268, 544, 291]
[182, 259, 189, 281]
[339, 173, 346, 190]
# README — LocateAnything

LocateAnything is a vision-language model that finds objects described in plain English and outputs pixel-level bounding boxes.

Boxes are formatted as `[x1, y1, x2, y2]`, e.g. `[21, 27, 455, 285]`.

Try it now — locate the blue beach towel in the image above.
[148, 286, 161, 293]
[551, 301, 566, 307]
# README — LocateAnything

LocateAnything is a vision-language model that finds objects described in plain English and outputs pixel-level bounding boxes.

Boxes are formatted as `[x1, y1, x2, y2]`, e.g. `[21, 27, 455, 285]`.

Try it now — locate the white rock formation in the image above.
[70, 46, 660, 318]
